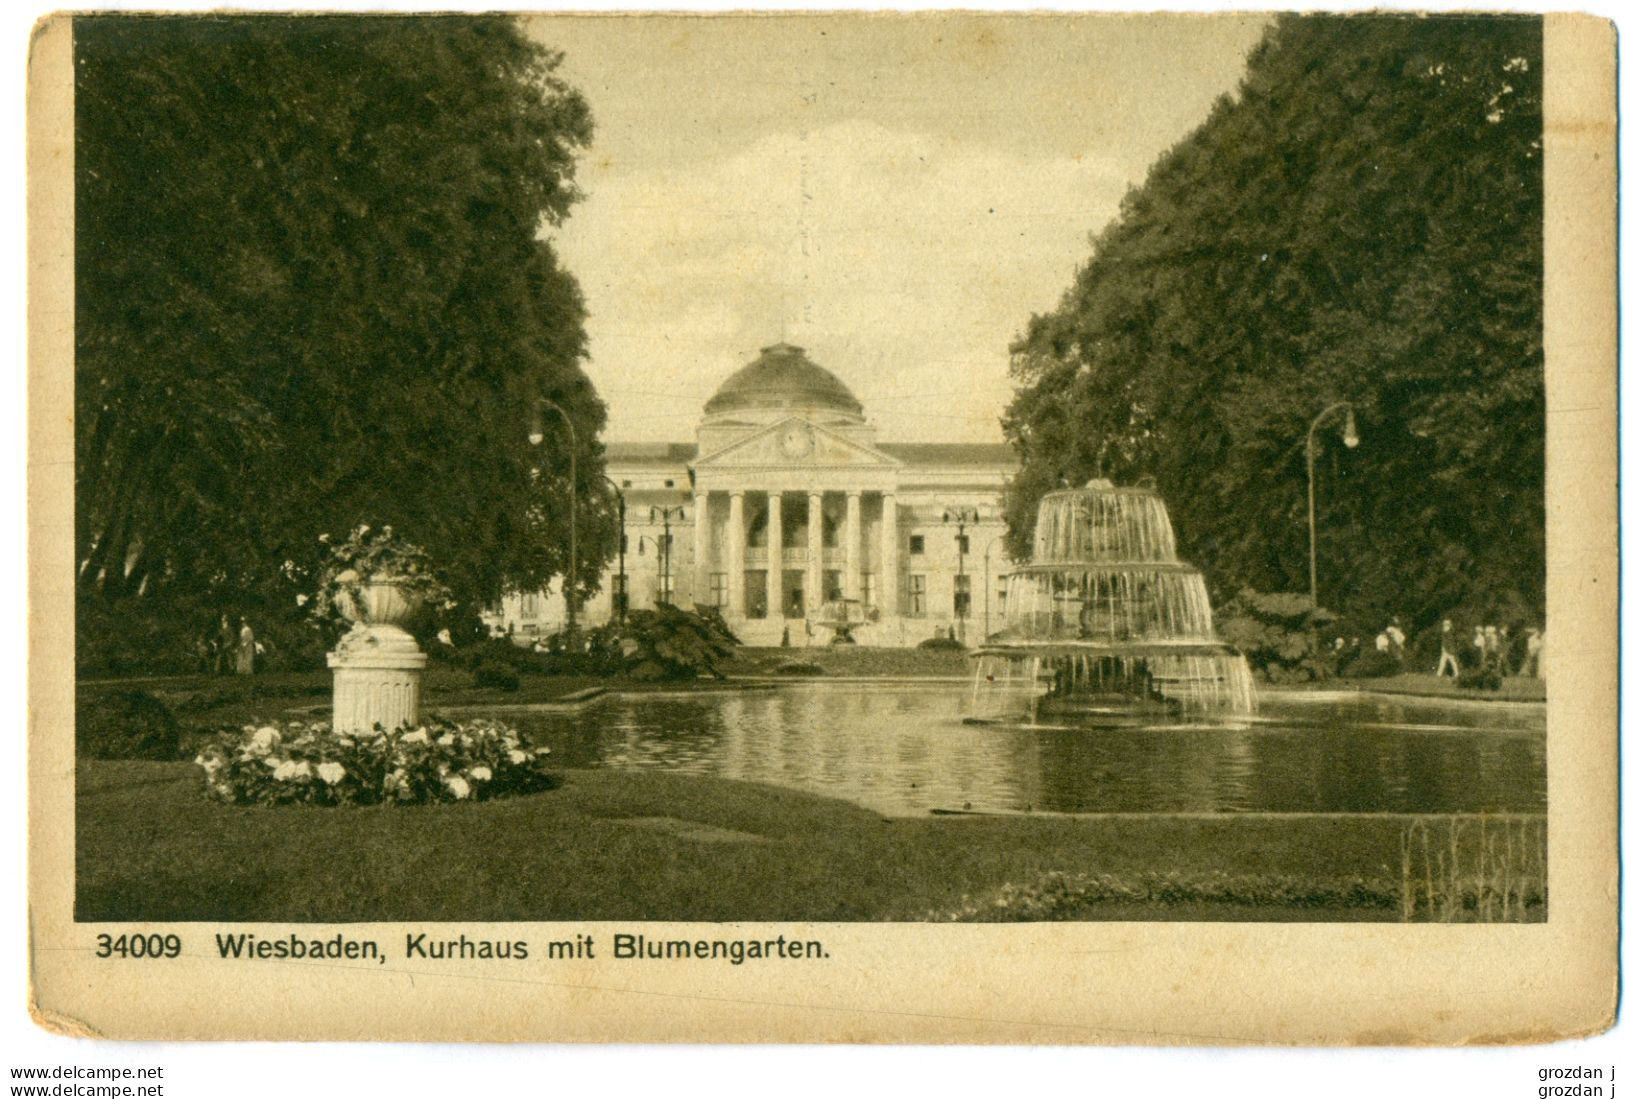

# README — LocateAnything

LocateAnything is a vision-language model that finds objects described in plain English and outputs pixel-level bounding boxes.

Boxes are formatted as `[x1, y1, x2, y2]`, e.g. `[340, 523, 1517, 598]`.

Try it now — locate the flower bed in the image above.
[195, 717, 551, 806]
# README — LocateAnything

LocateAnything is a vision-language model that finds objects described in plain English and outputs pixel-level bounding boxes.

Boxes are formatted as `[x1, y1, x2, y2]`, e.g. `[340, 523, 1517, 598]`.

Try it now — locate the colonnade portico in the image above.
[696, 484, 899, 627]
[494, 343, 1019, 647]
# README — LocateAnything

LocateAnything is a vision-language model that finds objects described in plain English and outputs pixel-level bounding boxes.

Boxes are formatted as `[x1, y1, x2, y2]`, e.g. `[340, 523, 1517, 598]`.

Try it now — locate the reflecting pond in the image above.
[489, 683, 1545, 817]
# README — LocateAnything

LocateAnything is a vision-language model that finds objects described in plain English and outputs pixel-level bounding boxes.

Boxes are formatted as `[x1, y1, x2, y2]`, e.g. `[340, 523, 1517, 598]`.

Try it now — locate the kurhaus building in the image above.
[497, 343, 1019, 647]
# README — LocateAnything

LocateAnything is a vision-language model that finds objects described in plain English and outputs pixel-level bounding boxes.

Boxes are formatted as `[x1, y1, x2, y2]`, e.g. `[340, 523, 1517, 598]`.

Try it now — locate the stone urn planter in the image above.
[328, 575, 428, 735]
[334, 575, 424, 632]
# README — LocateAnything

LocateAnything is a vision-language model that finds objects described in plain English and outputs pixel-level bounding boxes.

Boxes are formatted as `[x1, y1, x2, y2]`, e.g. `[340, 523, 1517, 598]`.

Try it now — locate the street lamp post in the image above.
[944, 507, 979, 643]
[603, 476, 626, 624]
[1306, 401, 1359, 611]
[983, 540, 993, 642]
[650, 505, 685, 606]
[530, 397, 577, 645]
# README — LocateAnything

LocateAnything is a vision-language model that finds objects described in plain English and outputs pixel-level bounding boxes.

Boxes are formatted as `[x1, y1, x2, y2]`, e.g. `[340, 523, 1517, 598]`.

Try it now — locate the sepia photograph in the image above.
[68, 10, 1551, 925]
[27, 5, 1616, 1047]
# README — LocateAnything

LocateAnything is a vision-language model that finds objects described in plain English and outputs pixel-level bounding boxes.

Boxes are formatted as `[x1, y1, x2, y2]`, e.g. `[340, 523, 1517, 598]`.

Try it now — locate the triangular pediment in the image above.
[695, 417, 901, 470]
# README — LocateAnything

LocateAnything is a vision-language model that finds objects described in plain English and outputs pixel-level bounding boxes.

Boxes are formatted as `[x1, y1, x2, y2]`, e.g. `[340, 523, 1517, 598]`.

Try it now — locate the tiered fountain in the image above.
[970, 479, 1256, 724]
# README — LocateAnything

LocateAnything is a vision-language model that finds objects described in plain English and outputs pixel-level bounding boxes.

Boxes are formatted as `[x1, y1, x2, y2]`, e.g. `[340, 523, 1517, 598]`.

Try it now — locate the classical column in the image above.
[692, 489, 709, 607]
[727, 490, 746, 617]
[880, 492, 898, 619]
[807, 491, 824, 612]
[845, 490, 863, 604]
[766, 490, 784, 617]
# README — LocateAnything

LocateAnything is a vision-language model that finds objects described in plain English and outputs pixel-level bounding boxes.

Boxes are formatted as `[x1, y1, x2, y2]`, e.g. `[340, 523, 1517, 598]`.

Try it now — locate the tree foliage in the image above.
[1004, 14, 1543, 633]
[75, 15, 610, 637]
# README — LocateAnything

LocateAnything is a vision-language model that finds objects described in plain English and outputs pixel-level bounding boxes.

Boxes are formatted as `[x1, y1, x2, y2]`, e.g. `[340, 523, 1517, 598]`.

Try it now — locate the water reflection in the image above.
[507, 684, 1545, 817]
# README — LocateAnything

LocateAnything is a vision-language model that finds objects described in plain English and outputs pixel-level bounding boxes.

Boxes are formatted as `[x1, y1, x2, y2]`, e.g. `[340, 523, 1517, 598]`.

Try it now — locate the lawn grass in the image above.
[79, 759, 1455, 922]
[1341, 672, 1546, 703]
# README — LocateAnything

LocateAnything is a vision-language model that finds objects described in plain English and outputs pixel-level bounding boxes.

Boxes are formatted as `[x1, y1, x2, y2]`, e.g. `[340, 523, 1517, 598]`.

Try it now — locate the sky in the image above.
[526, 14, 1272, 443]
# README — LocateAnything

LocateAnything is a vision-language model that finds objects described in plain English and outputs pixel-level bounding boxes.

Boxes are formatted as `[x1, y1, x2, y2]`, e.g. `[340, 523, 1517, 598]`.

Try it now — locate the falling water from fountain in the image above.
[970, 480, 1256, 724]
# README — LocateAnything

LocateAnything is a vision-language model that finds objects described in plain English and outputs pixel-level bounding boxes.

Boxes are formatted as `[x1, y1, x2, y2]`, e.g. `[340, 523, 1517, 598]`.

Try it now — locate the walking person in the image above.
[1383, 617, 1407, 670]
[1435, 619, 1460, 678]
[213, 613, 234, 675]
[1384, 617, 1407, 655]
[236, 617, 256, 676]
[1523, 627, 1544, 679]
[1484, 624, 1503, 674]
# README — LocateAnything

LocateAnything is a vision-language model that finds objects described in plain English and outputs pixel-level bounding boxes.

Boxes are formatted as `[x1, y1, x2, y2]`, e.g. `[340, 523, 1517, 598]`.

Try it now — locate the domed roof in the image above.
[703, 343, 864, 419]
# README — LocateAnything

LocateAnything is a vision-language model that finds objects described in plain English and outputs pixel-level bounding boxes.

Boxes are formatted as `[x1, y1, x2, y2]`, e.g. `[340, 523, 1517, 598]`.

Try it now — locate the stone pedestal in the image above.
[327, 624, 427, 734]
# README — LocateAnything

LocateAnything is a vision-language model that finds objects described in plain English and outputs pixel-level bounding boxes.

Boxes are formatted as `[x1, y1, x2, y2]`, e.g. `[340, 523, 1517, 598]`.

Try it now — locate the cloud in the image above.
[552, 119, 1140, 442]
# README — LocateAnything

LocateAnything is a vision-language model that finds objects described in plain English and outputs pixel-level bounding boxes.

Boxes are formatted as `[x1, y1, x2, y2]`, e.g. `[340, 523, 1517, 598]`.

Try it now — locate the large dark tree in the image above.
[76, 15, 611, 662]
[1004, 14, 1543, 632]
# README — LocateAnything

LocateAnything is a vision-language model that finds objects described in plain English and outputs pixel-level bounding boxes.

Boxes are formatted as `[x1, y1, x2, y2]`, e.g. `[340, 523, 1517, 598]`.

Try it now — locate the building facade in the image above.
[495, 343, 1019, 647]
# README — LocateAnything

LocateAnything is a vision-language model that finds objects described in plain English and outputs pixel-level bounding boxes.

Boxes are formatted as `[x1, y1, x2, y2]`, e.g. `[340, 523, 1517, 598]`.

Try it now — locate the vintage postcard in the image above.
[28, 10, 1617, 1044]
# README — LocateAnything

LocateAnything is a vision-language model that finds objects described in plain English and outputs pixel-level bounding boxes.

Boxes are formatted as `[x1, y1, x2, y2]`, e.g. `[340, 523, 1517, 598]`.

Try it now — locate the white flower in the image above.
[318, 532, 331, 544]
[296, 593, 310, 606]
[469, 766, 492, 782]
[384, 768, 406, 790]
[250, 726, 281, 752]
[317, 762, 346, 785]
[400, 729, 430, 745]
[356, 524, 370, 537]
[444, 776, 471, 800]
[273, 761, 301, 781]
[436, 732, 456, 747]
[507, 749, 528, 765]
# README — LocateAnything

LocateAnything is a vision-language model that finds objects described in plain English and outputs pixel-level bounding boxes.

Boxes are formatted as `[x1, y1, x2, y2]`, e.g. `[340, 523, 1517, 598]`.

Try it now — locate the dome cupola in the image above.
[702, 343, 865, 422]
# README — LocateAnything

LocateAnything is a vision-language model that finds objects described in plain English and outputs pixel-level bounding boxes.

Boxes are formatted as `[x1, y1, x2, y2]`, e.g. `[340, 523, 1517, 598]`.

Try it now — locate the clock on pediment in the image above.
[779, 424, 814, 459]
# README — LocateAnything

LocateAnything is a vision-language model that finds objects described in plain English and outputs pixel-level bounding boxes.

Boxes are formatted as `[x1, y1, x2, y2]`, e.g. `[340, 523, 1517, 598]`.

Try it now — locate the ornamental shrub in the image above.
[1342, 648, 1404, 679]
[78, 688, 181, 760]
[473, 658, 521, 691]
[194, 717, 552, 806]
[1457, 667, 1502, 691]
[774, 661, 826, 676]
[1215, 588, 1338, 682]
[620, 603, 739, 680]
[917, 636, 965, 651]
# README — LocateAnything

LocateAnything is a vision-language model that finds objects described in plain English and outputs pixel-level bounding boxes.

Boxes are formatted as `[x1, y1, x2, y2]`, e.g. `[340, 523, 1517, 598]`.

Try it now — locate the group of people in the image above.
[1434, 619, 1544, 679]
[1328, 616, 1545, 681]
[208, 614, 259, 675]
